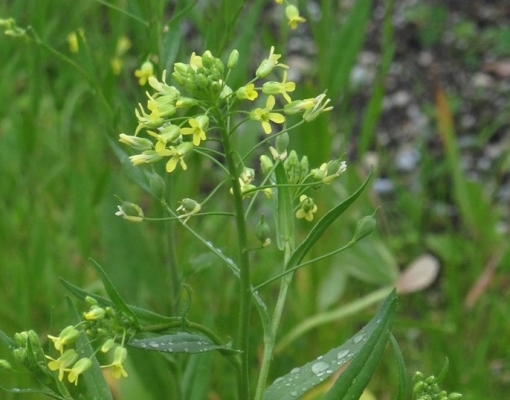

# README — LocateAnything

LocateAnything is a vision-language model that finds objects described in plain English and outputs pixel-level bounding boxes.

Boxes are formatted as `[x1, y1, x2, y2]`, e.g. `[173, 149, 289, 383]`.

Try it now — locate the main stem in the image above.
[216, 109, 252, 399]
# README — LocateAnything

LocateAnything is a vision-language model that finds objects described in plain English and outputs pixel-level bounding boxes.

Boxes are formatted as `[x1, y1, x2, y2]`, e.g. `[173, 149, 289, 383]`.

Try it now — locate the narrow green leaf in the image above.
[389, 333, 407, 400]
[324, 290, 397, 400]
[274, 161, 295, 250]
[66, 297, 113, 400]
[0, 329, 16, 351]
[60, 277, 181, 326]
[437, 357, 450, 384]
[88, 259, 138, 324]
[182, 352, 214, 400]
[285, 172, 372, 271]
[263, 289, 396, 400]
[326, 0, 373, 98]
[128, 332, 239, 355]
[0, 385, 67, 400]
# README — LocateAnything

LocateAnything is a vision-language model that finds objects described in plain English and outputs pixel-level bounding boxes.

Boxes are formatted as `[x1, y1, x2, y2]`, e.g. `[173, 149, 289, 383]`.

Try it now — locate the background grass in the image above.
[1, 0, 509, 399]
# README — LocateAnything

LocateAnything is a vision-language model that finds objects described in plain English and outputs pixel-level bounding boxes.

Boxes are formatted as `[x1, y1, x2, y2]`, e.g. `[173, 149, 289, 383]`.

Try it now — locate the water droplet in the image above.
[184, 347, 189, 352]
[290, 367, 300, 374]
[327, 369, 333, 374]
[273, 376, 284, 384]
[337, 350, 349, 359]
[205, 241, 213, 247]
[301, 387, 308, 392]
[317, 355, 323, 360]
[376, 318, 381, 324]
[291, 391, 298, 397]
[353, 333, 365, 343]
[141, 343, 147, 348]
[312, 361, 330, 375]
[149, 341, 159, 348]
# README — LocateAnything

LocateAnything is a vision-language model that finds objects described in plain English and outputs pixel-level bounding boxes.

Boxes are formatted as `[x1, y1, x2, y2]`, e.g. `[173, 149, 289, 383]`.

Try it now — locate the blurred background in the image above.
[0, 0, 509, 398]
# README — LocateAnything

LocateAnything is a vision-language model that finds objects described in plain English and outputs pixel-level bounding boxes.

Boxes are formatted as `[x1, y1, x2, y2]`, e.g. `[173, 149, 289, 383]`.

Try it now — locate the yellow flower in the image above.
[67, 358, 92, 386]
[67, 29, 84, 53]
[46, 349, 78, 381]
[47, 326, 79, 354]
[250, 95, 285, 134]
[180, 116, 209, 146]
[296, 195, 317, 221]
[236, 84, 258, 101]
[158, 142, 194, 173]
[101, 346, 128, 379]
[262, 71, 296, 103]
[134, 61, 154, 86]
[285, 5, 306, 30]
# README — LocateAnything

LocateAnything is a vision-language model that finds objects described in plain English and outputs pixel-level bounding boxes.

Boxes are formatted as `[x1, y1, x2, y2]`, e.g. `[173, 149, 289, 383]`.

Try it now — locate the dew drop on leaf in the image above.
[353, 333, 365, 343]
[290, 367, 300, 374]
[311, 361, 329, 375]
[337, 349, 349, 359]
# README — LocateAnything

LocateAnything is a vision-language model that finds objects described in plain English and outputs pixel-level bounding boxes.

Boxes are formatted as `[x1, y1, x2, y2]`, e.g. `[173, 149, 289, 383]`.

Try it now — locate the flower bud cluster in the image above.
[413, 372, 462, 400]
[284, 150, 309, 184]
[172, 51, 226, 101]
[5, 298, 135, 388]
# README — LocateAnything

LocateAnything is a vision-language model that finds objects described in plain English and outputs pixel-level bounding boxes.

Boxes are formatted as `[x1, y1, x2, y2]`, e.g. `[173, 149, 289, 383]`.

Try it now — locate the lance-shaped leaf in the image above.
[284, 172, 372, 272]
[323, 289, 396, 399]
[128, 332, 239, 355]
[0, 385, 67, 400]
[264, 289, 396, 400]
[88, 259, 138, 325]
[60, 277, 182, 327]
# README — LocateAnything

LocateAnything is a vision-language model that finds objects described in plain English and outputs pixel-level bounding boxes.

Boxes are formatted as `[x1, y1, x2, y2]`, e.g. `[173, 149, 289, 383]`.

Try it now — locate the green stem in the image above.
[254, 243, 293, 400]
[215, 109, 252, 399]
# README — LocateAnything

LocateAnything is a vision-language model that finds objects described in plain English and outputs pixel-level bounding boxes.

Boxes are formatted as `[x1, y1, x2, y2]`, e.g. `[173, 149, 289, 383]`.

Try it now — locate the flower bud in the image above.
[351, 212, 377, 243]
[228, 49, 239, 69]
[260, 155, 274, 176]
[448, 394, 462, 399]
[118, 134, 153, 151]
[275, 132, 289, 157]
[15, 332, 28, 347]
[0, 359, 12, 370]
[101, 338, 116, 353]
[84, 305, 106, 321]
[150, 173, 166, 198]
[13, 348, 27, 363]
[255, 214, 271, 247]
[220, 84, 233, 99]
[284, 98, 314, 115]
[85, 296, 98, 306]
[240, 168, 255, 184]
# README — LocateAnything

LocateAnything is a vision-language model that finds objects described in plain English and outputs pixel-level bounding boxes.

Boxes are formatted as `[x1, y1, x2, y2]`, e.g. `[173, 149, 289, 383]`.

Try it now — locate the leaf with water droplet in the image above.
[263, 290, 396, 400]
[128, 332, 239, 355]
[0, 385, 67, 400]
